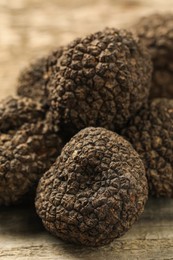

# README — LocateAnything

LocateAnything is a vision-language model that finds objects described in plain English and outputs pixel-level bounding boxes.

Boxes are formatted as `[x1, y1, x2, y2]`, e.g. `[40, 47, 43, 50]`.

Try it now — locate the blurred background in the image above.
[1, 0, 173, 99]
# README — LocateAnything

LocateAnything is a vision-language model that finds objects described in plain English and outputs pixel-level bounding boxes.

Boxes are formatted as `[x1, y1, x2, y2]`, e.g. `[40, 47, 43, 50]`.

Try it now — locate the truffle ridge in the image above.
[134, 13, 173, 98]
[121, 98, 173, 197]
[48, 28, 152, 136]
[35, 127, 148, 247]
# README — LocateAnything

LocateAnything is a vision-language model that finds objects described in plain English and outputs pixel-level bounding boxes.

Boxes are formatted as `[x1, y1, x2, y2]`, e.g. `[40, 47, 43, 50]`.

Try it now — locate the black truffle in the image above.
[16, 49, 63, 105]
[121, 99, 173, 197]
[0, 96, 44, 132]
[17, 57, 48, 105]
[47, 28, 152, 136]
[35, 127, 148, 247]
[133, 13, 173, 98]
[0, 97, 63, 205]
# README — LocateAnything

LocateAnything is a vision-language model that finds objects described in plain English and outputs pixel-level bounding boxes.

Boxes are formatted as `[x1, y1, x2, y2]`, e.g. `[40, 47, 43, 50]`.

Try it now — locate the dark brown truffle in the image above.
[121, 98, 173, 197]
[0, 96, 44, 132]
[47, 28, 152, 136]
[35, 127, 148, 247]
[0, 96, 63, 205]
[16, 49, 63, 105]
[133, 13, 173, 99]
[17, 57, 48, 105]
[0, 120, 63, 206]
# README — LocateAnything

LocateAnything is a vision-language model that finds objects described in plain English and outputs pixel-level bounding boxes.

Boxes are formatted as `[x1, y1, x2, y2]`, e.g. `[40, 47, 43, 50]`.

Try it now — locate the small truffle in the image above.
[0, 120, 63, 206]
[0, 96, 44, 132]
[133, 13, 173, 98]
[121, 99, 173, 197]
[47, 28, 152, 136]
[35, 127, 148, 247]
[0, 96, 63, 205]
[16, 49, 63, 105]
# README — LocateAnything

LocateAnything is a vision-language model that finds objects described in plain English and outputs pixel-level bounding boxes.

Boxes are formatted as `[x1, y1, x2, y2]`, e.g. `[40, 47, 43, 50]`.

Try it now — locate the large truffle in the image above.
[121, 99, 173, 197]
[0, 96, 63, 205]
[16, 49, 63, 105]
[133, 13, 173, 98]
[47, 28, 152, 136]
[35, 127, 148, 247]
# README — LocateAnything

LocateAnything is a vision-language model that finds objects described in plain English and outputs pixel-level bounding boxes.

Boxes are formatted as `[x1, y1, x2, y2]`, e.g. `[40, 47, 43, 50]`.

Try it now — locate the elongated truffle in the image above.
[133, 13, 173, 98]
[121, 99, 173, 197]
[35, 127, 148, 247]
[16, 49, 63, 105]
[0, 96, 63, 205]
[47, 28, 152, 136]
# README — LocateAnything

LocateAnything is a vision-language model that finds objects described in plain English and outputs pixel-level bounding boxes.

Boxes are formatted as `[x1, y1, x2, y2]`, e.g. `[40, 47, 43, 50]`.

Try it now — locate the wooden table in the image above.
[0, 0, 173, 259]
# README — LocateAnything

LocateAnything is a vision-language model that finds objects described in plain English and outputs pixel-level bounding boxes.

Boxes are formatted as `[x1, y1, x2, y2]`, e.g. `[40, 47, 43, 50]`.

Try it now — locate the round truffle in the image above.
[0, 96, 64, 205]
[133, 13, 173, 98]
[16, 49, 63, 105]
[35, 127, 148, 247]
[121, 99, 173, 197]
[0, 96, 44, 132]
[47, 28, 152, 136]
[0, 120, 63, 206]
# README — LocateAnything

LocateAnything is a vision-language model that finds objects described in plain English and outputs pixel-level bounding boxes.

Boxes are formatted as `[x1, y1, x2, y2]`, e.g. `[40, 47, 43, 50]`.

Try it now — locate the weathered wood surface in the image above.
[1, 0, 173, 259]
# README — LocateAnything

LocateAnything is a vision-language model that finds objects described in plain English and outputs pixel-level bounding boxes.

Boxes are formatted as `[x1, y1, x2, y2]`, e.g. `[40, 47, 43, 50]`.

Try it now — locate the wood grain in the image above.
[1, 0, 173, 259]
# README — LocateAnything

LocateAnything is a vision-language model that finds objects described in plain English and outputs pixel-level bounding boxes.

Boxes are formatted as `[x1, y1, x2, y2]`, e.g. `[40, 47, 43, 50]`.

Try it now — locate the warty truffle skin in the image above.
[0, 96, 44, 132]
[0, 96, 63, 205]
[35, 127, 148, 247]
[0, 120, 63, 206]
[121, 99, 173, 198]
[17, 57, 49, 105]
[133, 13, 173, 99]
[16, 49, 63, 106]
[47, 28, 152, 136]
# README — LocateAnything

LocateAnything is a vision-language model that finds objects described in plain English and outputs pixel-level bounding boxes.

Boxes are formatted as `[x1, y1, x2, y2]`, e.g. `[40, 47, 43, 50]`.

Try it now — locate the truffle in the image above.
[35, 127, 148, 247]
[47, 28, 152, 136]
[0, 120, 63, 206]
[0, 96, 63, 205]
[16, 49, 63, 105]
[121, 98, 173, 197]
[0, 96, 44, 132]
[133, 13, 173, 98]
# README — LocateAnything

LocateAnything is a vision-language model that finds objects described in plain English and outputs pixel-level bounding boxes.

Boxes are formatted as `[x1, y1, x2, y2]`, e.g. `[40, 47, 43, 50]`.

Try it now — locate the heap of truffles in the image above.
[0, 96, 63, 205]
[35, 127, 148, 247]
[2, 19, 173, 247]
[121, 99, 173, 197]
[133, 13, 173, 98]
[17, 28, 152, 136]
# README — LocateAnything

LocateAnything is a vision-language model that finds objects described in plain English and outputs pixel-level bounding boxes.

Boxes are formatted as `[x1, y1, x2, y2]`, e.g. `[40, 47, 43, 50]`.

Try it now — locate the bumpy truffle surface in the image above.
[16, 49, 63, 105]
[121, 99, 173, 197]
[35, 127, 148, 247]
[0, 96, 44, 132]
[48, 28, 152, 136]
[134, 13, 173, 98]
[0, 96, 63, 205]
[0, 120, 63, 206]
